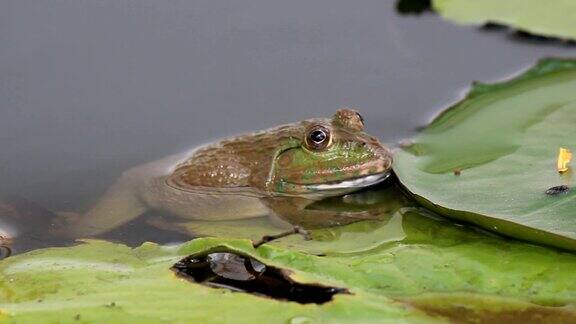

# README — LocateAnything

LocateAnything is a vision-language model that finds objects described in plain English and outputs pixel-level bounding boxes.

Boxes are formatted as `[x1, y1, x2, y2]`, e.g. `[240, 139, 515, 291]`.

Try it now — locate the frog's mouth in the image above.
[304, 172, 390, 191]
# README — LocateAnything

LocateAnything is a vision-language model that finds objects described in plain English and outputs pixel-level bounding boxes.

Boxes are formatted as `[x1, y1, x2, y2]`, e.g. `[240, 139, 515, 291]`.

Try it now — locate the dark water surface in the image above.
[0, 1, 574, 248]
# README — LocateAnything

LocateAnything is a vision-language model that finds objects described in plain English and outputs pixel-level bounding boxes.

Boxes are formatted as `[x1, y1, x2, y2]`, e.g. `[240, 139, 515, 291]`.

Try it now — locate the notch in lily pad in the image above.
[171, 248, 348, 304]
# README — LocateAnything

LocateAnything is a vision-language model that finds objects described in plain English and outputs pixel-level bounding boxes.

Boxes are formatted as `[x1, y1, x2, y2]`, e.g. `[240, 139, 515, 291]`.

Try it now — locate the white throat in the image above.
[306, 172, 390, 191]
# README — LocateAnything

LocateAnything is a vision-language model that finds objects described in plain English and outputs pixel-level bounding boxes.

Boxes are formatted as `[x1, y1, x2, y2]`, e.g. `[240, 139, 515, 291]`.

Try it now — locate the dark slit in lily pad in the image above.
[545, 185, 570, 196]
[171, 250, 348, 304]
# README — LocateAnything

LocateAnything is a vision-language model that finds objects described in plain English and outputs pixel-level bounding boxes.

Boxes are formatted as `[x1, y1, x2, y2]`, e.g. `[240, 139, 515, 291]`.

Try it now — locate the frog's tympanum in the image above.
[66, 109, 393, 237]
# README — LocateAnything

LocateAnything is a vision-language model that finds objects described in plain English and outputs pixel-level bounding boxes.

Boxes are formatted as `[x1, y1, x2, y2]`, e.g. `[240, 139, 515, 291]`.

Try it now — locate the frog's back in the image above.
[167, 123, 304, 190]
[131, 127, 296, 221]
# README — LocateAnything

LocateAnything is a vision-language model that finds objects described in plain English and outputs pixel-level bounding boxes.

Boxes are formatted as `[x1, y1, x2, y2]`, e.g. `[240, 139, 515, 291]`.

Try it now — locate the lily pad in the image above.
[0, 240, 431, 323]
[432, 0, 576, 41]
[393, 58, 576, 250]
[2, 208, 576, 322]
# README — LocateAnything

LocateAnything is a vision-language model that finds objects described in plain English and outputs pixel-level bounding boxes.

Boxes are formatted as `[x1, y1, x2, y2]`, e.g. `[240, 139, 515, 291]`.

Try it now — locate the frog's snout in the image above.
[376, 146, 393, 170]
[361, 141, 393, 176]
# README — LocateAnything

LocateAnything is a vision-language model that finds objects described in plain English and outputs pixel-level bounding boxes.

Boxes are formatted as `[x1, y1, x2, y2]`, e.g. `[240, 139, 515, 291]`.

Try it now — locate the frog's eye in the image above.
[305, 125, 331, 151]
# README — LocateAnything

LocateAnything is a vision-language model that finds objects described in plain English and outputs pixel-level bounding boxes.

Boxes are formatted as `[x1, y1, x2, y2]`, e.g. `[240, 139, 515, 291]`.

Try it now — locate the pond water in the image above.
[1, 1, 575, 252]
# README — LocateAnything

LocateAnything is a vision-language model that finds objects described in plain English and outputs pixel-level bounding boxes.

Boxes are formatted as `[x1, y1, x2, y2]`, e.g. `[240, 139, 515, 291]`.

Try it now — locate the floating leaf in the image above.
[0, 239, 431, 323]
[393, 58, 576, 250]
[433, 0, 576, 41]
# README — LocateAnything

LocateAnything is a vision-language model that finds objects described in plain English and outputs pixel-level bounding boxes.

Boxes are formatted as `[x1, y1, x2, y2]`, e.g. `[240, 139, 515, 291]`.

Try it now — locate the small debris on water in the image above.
[557, 148, 572, 173]
[545, 185, 570, 196]
[172, 250, 348, 304]
[453, 168, 462, 176]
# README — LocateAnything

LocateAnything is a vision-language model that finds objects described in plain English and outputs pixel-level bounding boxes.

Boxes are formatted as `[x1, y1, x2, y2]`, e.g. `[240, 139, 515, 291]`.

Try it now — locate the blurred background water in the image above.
[1, 0, 574, 215]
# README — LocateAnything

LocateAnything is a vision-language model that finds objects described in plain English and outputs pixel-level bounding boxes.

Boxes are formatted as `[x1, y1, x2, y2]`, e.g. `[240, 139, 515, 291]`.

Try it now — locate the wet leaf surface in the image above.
[404, 293, 576, 324]
[0, 240, 436, 323]
[394, 58, 576, 251]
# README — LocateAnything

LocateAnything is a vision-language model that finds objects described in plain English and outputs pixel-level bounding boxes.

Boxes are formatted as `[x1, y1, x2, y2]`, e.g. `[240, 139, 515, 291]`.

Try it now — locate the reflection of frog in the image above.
[63, 109, 393, 237]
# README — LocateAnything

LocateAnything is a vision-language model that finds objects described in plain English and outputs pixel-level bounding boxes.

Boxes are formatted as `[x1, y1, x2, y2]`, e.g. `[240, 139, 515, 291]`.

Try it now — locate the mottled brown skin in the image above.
[169, 116, 389, 192]
[62, 109, 393, 237]
[169, 124, 303, 190]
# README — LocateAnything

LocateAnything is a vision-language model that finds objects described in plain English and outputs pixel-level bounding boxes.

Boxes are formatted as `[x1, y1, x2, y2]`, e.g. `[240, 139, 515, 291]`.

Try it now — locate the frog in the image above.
[62, 109, 393, 238]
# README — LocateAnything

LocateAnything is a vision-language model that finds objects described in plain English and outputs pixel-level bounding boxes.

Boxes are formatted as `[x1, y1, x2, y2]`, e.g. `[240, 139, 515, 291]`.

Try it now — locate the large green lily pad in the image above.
[433, 0, 576, 41]
[2, 208, 576, 322]
[0, 240, 432, 323]
[393, 58, 576, 250]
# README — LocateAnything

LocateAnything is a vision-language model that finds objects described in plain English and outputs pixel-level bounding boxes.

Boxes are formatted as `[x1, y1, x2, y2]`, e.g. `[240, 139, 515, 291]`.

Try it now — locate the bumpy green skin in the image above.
[273, 141, 381, 190]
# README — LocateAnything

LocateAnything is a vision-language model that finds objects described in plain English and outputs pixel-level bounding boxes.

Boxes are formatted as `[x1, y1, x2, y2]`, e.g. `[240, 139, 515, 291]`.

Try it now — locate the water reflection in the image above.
[0, 182, 413, 256]
[146, 184, 412, 255]
[0, 196, 72, 255]
[0, 176, 526, 258]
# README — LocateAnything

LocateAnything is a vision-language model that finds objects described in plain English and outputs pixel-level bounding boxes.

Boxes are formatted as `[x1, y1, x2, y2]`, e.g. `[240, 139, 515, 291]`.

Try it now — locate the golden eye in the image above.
[305, 125, 331, 151]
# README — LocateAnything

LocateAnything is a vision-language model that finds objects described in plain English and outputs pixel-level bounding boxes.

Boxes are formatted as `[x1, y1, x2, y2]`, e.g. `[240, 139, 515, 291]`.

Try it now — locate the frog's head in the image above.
[268, 109, 392, 198]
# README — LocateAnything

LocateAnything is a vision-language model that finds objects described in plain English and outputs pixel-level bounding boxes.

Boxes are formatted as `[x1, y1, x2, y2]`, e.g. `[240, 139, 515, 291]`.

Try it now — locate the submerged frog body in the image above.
[66, 109, 393, 237]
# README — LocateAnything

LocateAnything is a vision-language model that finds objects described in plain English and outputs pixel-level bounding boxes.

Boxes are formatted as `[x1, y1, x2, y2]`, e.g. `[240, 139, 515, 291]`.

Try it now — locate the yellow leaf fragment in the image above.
[557, 147, 572, 173]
